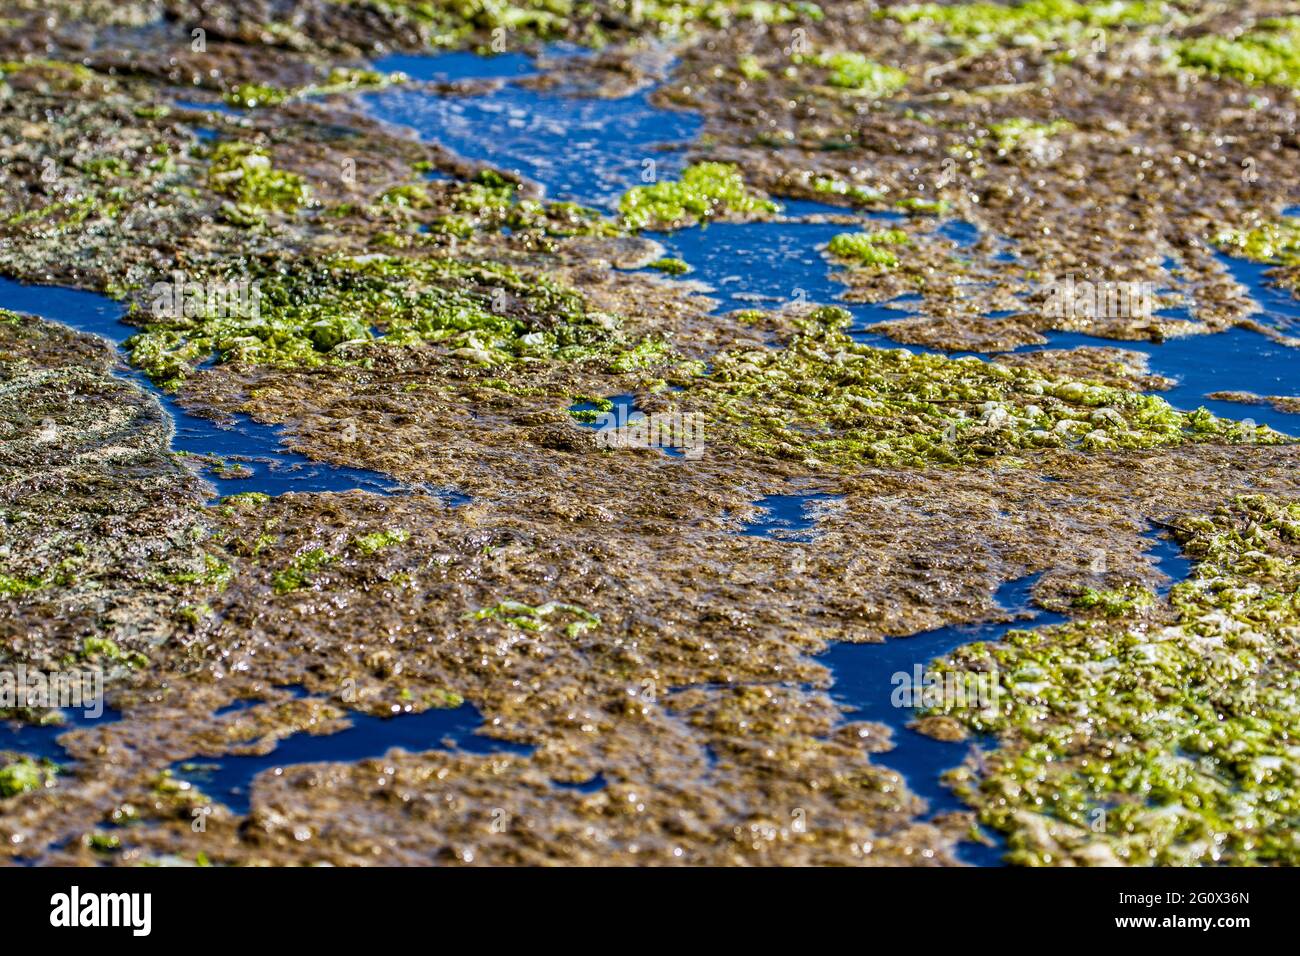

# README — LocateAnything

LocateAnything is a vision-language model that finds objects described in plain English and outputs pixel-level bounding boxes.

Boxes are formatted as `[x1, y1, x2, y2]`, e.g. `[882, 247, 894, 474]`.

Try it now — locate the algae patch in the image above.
[127, 255, 629, 387]
[925, 495, 1300, 865]
[1177, 17, 1300, 91]
[693, 307, 1281, 468]
[619, 162, 780, 231]
[882, 0, 1174, 51]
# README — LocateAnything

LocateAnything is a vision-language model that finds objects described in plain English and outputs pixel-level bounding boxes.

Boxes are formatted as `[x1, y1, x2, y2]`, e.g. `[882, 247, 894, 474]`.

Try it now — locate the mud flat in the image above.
[2, 1, 1300, 867]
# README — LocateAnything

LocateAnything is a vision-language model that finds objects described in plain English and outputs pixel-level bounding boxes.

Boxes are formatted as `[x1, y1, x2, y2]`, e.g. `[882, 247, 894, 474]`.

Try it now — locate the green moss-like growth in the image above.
[925, 495, 1300, 864]
[812, 176, 884, 205]
[0, 758, 55, 798]
[987, 117, 1074, 154]
[0, 572, 46, 597]
[206, 143, 310, 219]
[468, 599, 601, 638]
[352, 529, 411, 556]
[881, 0, 1171, 51]
[1177, 17, 1300, 91]
[226, 68, 402, 108]
[826, 228, 910, 267]
[694, 306, 1280, 468]
[648, 257, 691, 275]
[797, 52, 908, 97]
[1213, 218, 1300, 265]
[1071, 583, 1154, 617]
[737, 54, 769, 81]
[333, 0, 820, 47]
[894, 197, 950, 215]
[272, 547, 336, 594]
[127, 255, 631, 388]
[619, 162, 780, 231]
[223, 83, 294, 109]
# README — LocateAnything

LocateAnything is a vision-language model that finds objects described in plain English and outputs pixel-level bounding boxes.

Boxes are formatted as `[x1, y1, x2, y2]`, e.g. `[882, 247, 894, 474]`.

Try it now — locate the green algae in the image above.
[379, 184, 435, 209]
[812, 176, 884, 205]
[826, 228, 910, 268]
[951, 117, 1075, 159]
[1213, 218, 1300, 265]
[881, 0, 1172, 51]
[0, 758, 55, 798]
[0, 572, 46, 597]
[352, 528, 411, 556]
[86, 832, 122, 853]
[795, 52, 908, 97]
[468, 599, 601, 638]
[693, 306, 1281, 469]
[328, 0, 574, 45]
[415, 173, 617, 238]
[223, 84, 294, 109]
[1072, 583, 1154, 617]
[894, 197, 950, 215]
[206, 143, 311, 221]
[127, 255, 629, 387]
[924, 495, 1300, 864]
[619, 162, 780, 231]
[1176, 17, 1300, 91]
[737, 54, 769, 81]
[327, 0, 820, 47]
[224, 68, 403, 108]
[648, 257, 691, 275]
[272, 547, 336, 594]
[623, 0, 822, 34]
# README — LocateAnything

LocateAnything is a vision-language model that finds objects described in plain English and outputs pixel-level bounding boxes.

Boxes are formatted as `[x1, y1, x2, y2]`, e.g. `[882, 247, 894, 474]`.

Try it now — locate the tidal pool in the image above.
[366, 47, 701, 211]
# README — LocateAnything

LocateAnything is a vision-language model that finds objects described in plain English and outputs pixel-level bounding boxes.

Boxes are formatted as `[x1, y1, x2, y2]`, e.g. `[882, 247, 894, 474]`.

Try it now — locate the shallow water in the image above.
[820, 573, 1063, 865]
[0, 704, 123, 762]
[362, 48, 1300, 434]
[172, 702, 532, 815]
[367, 49, 701, 211]
[1024, 324, 1300, 433]
[739, 492, 843, 543]
[0, 277, 408, 500]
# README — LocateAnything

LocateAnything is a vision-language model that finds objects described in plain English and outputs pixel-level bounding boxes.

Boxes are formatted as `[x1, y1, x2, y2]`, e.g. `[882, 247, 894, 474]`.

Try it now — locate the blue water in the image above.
[645, 205, 925, 327]
[0, 278, 414, 500]
[937, 219, 979, 248]
[739, 492, 842, 543]
[1018, 323, 1300, 433]
[1145, 525, 1192, 596]
[173, 702, 531, 815]
[365, 50, 702, 210]
[213, 685, 309, 717]
[380, 50, 541, 82]
[651, 218, 1300, 431]
[0, 705, 123, 762]
[649, 217, 848, 315]
[171, 97, 241, 117]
